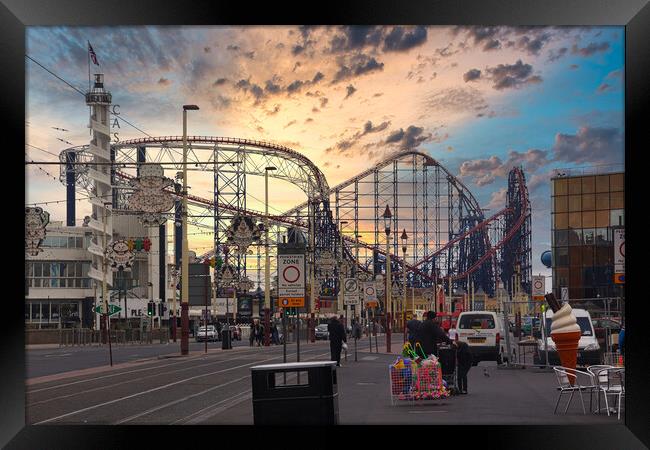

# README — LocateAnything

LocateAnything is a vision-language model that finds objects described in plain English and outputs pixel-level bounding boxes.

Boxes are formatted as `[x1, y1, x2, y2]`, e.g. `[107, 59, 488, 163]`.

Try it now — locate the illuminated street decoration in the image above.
[225, 214, 263, 255]
[237, 276, 255, 292]
[127, 163, 175, 227]
[105, 239, 135, 271]
[25, 207, 50, 256]
[219, 263, 237, 286]
[126, 237, 152, 252]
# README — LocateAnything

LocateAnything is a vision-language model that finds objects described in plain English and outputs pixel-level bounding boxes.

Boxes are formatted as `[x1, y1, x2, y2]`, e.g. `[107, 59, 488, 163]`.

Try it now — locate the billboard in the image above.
[188, 263, 210, 306]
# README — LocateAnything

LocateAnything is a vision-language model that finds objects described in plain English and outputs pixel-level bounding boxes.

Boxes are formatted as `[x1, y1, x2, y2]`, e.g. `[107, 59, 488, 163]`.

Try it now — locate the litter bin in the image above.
[222, 329, 232, 349]
[250, 361, 338, 425]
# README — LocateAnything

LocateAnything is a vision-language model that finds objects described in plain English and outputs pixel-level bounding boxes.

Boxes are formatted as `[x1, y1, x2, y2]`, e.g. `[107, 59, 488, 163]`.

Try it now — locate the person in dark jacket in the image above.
[406, 318, 421, 346]
[328, 316, 347, 366]
[456, 340, 473, 394]
[419, 311, 454, 357]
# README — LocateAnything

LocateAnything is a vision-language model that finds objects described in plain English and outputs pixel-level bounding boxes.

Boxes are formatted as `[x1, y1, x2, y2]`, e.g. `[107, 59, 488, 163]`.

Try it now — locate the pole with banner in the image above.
[278, 242, 306, 362]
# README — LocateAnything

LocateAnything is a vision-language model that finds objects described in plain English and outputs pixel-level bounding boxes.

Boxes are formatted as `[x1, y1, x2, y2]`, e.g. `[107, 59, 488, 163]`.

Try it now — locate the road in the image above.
[25, 333, 621, 425]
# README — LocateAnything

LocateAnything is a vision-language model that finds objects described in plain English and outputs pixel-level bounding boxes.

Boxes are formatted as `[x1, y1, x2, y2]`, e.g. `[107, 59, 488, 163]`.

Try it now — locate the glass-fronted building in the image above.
[551, 171, 624, 300]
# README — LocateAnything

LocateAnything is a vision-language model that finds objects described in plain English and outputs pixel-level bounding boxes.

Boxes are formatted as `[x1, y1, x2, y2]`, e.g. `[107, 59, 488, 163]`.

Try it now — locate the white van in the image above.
[454, 311, 505, 365]
[534, 308, 600, 367]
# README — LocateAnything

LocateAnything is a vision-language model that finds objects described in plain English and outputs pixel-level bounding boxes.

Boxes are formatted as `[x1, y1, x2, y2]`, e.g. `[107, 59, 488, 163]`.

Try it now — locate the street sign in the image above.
[614, 229, 624, 274]
[532, 275, 545, 301]
[362, 282, 378, 308]
[94, 304, 122, 316]
[561, 287, 569, 301]
[614, 273, 625, 284]
[344, 278, 359, 305]
[278, 253, 305, 307]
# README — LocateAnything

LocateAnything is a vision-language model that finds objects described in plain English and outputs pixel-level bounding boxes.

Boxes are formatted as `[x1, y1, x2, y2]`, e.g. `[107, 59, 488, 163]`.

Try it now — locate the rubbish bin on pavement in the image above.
[250, 361, 338, 425]
[222, 329, 232, 349]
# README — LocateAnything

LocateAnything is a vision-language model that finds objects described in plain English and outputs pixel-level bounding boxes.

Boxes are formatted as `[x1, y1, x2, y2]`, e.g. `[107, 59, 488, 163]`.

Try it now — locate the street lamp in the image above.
[264, 166, 276, 346]
[401, 229, 408, 342]
[382, 205, 392, 353]
[181, 104, 199, 356]
[339, 221, 348, 329]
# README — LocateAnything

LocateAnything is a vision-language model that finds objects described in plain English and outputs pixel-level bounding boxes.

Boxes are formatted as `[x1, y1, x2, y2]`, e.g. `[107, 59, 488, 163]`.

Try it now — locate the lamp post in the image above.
[339, 220, 348, 329]
[401, 229, 408, 343]
[382, 205, 392, 353]
[181, 104, 199, 356]
[264, 167, 276, 347]
[102, 201, 113, 366]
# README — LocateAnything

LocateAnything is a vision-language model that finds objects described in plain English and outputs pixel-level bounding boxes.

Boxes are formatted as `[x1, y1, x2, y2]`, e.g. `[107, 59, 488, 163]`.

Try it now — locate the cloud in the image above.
[235, 78, 265, 102]
[596, 83, 612, 93]
[332, 54, 384, 84]
[483, 39, 501, 51]
[463, 69, 481, 82]
[266, 104, 281, 115]
[514, 33, 551, 55]
[569, 64, 579, 70]
[606, 69, 623, 79]
[204, 47, 211, 53]
[382, 26, 428, 52]
[213, 78, 228, 86]
[284, 120, 297, 128]
[382, 125, 433, 151]
[157, 77, 171, 86]
[325, 119, 392, 155]
[459, 149, 550, 186]
[485, 187, 507, 211]
[312, 71, 325, 83]
[485, 60, 542, 90]
[571, 41, 610, 56]
[547, 47, 568, 62]
[551, 126, 622, 164]
[227, 44, 240, 51]
[423, 87, 488, 115]
[345, 84, 357, 99]
[320, 97, 329, 108]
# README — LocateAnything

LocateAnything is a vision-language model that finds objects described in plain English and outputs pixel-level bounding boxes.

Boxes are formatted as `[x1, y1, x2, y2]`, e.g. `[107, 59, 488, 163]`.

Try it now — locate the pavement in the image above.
[24, 332, 623, 425]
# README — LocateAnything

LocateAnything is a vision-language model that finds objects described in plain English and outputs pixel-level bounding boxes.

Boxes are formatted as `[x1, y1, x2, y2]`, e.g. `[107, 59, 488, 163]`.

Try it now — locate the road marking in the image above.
[361, 356, 378, 361]
[33, 347, 328, 425]
[44, 353, 72, 358]
[356, 382, 377, 385]
[408, 410, 448, 414]
[115, 376, 250, 424]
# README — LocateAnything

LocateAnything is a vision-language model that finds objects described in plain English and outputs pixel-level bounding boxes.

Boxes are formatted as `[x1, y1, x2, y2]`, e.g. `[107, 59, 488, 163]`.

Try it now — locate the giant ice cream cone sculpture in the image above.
[545, 294, 581, 385]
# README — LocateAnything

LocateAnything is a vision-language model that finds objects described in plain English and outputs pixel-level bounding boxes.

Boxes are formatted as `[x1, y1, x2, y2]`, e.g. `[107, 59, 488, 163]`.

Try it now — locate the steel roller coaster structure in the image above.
[59, 136, 532, 303]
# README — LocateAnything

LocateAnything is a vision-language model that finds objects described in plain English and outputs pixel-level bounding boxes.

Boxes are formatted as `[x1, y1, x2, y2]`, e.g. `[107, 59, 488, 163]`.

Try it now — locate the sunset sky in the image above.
[25, 26, 625, 275]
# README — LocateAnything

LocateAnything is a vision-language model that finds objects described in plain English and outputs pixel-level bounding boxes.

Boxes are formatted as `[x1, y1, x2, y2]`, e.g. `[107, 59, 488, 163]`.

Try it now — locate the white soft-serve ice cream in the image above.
[551, 303, 580, 334]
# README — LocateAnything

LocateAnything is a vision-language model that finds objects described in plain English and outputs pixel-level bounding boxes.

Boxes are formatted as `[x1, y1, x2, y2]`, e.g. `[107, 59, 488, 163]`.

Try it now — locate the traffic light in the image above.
[143, 238, 151, 252]
[158, 302, 167, 316]
[147, 301, 155, 316]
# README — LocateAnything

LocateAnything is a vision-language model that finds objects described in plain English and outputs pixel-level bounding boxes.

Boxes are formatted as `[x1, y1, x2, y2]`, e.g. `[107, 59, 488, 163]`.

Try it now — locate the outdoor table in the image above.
[589, 366, 625, 416]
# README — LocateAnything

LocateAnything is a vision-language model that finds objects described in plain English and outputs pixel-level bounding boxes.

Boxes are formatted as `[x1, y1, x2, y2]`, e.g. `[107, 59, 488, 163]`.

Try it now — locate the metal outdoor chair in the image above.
[590, 366, 625, 418]
[586, 365, 615, 414]
[552, 367, 595, 415]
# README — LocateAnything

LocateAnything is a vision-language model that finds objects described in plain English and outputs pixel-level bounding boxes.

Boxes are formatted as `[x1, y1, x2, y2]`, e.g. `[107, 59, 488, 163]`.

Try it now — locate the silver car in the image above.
[196, 325, 217, 342]
[315, 324, 329, 340]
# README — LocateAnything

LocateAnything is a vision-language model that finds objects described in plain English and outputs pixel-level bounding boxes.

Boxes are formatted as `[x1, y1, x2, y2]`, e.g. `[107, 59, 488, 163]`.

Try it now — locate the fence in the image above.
[57, 328, 170, 347]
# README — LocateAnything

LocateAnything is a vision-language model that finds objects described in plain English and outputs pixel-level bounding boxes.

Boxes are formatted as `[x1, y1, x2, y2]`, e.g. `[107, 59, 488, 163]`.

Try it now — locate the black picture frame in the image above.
[4, 0, 648, 448]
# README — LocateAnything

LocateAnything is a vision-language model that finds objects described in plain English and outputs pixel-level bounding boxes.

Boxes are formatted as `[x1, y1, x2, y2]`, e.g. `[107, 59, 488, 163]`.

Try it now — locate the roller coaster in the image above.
[59, 136, 532, 302]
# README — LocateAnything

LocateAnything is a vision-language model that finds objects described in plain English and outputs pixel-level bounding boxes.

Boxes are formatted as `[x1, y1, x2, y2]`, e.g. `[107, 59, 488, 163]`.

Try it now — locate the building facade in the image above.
[551, 171, 624, 300]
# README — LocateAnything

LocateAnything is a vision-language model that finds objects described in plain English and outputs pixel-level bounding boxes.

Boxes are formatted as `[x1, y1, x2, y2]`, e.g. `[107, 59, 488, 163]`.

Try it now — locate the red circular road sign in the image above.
[365, 285, 376, 295]
[282, 265, 300, 283]
[619, 242, 625, 257]
[534, 279, 543, 289]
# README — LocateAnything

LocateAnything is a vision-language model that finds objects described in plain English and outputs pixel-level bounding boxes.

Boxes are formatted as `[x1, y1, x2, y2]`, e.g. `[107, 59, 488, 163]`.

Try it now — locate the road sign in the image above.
[278, 253, 305, 307]
[343, 278, 359, 305]
[532, 275, 545, 301]
[614, 273, 625, 284]
[614, 229, 624, 274]
[561, 287, 569, 301]
[94, 304, 122, 316]
[362, 282, 378, 308]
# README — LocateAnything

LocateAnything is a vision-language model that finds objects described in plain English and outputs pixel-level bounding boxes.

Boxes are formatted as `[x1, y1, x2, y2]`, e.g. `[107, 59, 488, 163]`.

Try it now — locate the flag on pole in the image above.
[88, 42, 99, 65]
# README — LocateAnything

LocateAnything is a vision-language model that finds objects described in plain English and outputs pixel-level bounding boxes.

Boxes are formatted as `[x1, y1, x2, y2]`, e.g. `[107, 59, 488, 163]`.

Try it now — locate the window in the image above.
[554, 268, 569, 289]
[596, 210, 610, 228]
[568, 195, 582, 212]
[595, 247, 612, 265]
[554, 230, 569, 247]
[568, 212, 581, 229]
[553, 213, 568, 229]
[569, 247, 582, 266]
[25, 304, 30, 321]
[554, 247, 569, 267]
[610, 209, 624, 227]
[595, 193, 609, 210]
[581, 176, 595, 194]
[553, 178, 568, 196]
[582, 246, 594, 267]
[27, 261, 91, 289]
[568, 229, 582, 246]
[554, 196, 568, 213]
[610, 173, 624, 191]
[459, 314, 495, 329]
[583, 229, 595, 245]
[568, 178, 582, 195]
[42, 303, 50, 321]
[595, 228, 610, 246]
[610, 191, 624, 209]
[582, 193, 595, 210]
[51, 304, 60, 321]
[31, 303, 41, 321]
[595, 175, 609, 193]
[582, 211, 595, 228]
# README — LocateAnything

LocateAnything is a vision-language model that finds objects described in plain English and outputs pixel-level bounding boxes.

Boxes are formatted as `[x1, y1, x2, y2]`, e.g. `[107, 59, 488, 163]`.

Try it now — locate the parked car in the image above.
[533, 308, 600, 367]
[315, 324, 329, 340]
[196, 325, 218, 342]
[230, 325, 242, 341]
[453, 311, 506, 365]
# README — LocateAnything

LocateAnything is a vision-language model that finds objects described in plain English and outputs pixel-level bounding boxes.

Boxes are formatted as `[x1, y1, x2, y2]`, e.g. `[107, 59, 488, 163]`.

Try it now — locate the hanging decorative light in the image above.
[105, 239, 135, 271]
[25, 207, 50, 256]
[237, 276, 255, 293]
[127, 163, 175, 227]
[224, 214, 263, 255]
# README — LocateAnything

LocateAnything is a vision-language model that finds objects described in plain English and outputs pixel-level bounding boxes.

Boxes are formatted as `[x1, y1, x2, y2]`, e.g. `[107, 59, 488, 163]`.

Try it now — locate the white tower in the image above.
[85, 73, 113, 317]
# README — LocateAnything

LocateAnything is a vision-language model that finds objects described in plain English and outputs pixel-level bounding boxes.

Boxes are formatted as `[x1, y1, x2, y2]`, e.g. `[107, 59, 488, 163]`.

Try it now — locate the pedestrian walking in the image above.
[419, 311, 455, 357]
[328, 315, 347, 367]
[249, 322, 255, 347]
[255, 323, 264, 346]
[456, 340, 473, 394]
[272, 323, 279, 344]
